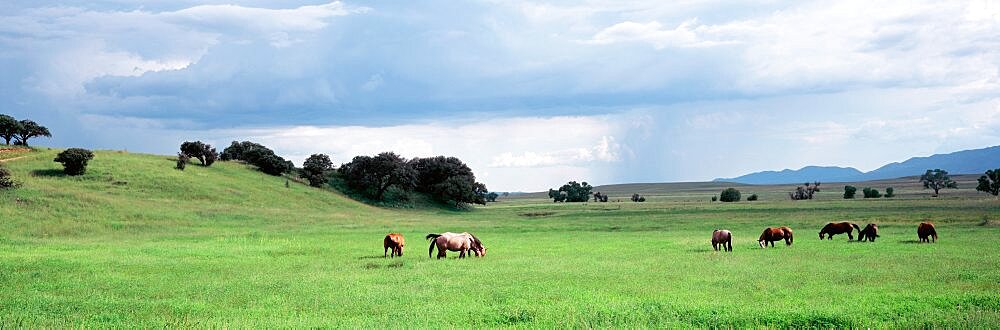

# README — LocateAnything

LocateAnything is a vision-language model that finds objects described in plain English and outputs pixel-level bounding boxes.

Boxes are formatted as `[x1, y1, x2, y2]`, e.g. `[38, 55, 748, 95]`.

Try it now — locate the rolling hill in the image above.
[715, 145, 1000, 184]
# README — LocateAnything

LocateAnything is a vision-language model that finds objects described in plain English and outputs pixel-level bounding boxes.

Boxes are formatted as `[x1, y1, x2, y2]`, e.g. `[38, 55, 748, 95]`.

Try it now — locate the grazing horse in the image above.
[819, 222, 860, 240]
[384, 233, 405, 257]
[712, 229, 733, 252]
[858, 224, 879, 242]
[758, 227, 794, 248]
[918, 222, 937, 243]
[426, 232, 486, 259]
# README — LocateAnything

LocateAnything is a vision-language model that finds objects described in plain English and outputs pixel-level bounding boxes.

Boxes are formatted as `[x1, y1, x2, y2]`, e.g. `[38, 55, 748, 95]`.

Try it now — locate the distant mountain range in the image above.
[714, 145, 1000, 185]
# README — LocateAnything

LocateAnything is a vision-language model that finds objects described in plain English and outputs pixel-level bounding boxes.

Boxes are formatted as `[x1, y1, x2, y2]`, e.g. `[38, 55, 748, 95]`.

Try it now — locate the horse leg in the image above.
[727, 241, 732, 252]
[384, 246, 388, 257]
[713, 242, 718, 251]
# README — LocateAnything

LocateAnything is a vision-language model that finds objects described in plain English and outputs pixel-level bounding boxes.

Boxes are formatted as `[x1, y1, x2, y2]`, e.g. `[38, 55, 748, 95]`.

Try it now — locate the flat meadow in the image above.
[1, 149, 998, 327]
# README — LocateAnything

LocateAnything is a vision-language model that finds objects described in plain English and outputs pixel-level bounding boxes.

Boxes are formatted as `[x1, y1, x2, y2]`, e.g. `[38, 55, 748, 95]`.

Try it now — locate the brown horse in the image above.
[819, 222, 860, 240]
[758, 227, 793, 248]
[858, 224, 879, 242]
[712, 229, 732, 252]
[426, 232, 486, 259]
[918, 222, 937, 243]
[384, 233, 405, 257]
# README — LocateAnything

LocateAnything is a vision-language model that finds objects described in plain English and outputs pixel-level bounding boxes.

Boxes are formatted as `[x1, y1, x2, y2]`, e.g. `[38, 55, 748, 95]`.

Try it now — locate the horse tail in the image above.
[428, 239, 436, 258]
[426, 233, 441, 240]
[787, 229, 794, 245]
[852, 223, 861, 232]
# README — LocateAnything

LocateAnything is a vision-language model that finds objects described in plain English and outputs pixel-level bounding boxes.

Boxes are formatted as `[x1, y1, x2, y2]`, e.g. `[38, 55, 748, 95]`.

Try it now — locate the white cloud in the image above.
[585, 20, 736, 49]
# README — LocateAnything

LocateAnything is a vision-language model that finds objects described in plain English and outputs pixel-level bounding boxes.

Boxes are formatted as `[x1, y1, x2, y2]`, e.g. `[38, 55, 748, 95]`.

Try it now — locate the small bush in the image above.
[711, 196, 717, 202]
[720, 188, 741, 202]
[0, 167, 19, 189]
[54, 148, 94, 176]
[862, 187, 881, 198]
[747, 194, 758, 201]
[884, 187, 894, 198]
[844, 185, 857, 199]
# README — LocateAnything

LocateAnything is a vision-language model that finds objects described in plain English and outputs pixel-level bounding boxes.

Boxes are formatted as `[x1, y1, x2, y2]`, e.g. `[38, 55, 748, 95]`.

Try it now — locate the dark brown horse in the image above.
[918, 222, 937, 243]
[758, 227, 793, 248]
[858, 224, 879, 242]
[819, 222, 860, 240]
[384, 233, 405, 257]
[712, 229, 732, 252]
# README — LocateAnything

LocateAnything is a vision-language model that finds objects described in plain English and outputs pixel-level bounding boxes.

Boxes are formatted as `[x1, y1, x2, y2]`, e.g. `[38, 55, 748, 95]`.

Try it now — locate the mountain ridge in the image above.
[714, 145, 1000, 184]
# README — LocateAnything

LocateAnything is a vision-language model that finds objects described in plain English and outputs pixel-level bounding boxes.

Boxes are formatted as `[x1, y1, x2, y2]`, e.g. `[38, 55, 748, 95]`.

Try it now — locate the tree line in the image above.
[174, 140, 491, 208]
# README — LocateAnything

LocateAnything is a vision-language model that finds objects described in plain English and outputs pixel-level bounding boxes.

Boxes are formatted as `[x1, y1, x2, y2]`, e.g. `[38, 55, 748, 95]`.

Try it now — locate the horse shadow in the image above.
[356, 255, 387, 260]
[897, 240, 924, 244]
[31, 169, 66, 177]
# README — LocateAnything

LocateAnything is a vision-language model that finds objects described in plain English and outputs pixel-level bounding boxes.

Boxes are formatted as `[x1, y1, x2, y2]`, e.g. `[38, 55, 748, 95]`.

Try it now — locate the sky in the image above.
[1, 0, 999, 192]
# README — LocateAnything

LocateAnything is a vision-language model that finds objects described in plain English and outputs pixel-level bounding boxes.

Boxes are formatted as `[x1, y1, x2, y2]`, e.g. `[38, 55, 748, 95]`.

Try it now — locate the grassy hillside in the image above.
[1, 149, 998, 327]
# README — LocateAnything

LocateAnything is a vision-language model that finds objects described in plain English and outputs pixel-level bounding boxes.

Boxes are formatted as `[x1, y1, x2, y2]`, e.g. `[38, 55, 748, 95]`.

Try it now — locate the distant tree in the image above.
[920, 169, 958, 197]
[180, 141, 218, 166]
[220, 141, 271, 162]
[790, 182, 821, 200]
[338, 152, 416, 201]
[549, 181, 592, 202]
[0, 166, 18, 189]
[501, 192, 510, 197]
[14, 120, 50, 146]
[0, 114, 21, 145]
[884, 187, 895, 198]
[631, 193, 646, 202]
[720, 188, 741, 202]
[862, 187, 881, 198]
[411, 156, 487, 206]
[175, 153, 189, 170]
[301, 153, 333, 187]
[747, 193, 758, 201]
[256, 154, 294, 176]
[711, 196, 718, 202]
[54, 148, 94, 176]
[843, 185, 857, 199]
[593, 192, 609, 202]
[486, 192, 499, 202]
[976, 168, 1000, 197]
[548, 188, 567, 202]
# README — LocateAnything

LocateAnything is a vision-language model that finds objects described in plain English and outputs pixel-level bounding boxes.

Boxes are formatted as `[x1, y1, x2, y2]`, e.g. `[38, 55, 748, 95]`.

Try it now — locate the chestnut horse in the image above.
[384, 233, 405, 257]
[918, 222, 937, 243]
[426, 232, 486, 259]
[712, 229, 732, 252]
[858, 224, 879, 242]
[758, 227, 793, 248]
[819, 222, 860, 240]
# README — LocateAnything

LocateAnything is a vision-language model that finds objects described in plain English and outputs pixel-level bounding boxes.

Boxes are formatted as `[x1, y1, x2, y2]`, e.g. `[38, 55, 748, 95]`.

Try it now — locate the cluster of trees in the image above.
[844, 185, 894, 199]
[220, 141, 294, 175]
[0, 114, 51, 146]
[547, 181, 593, 202]
[789, 182, 821, 200]
[338, 153, 489, 207]
[631, 193, 646, 202]
[302, 154, 333, 187]
[593, 192, 609, 202]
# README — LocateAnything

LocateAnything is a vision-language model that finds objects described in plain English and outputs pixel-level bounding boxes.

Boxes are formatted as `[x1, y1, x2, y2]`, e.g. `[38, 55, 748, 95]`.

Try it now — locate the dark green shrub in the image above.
[54, 148, 94, 176]
[747, 194, 758, 201]
[844, 185, 857, 199]
[0, 167, 18, 189]
[862, 187, 881, 198]
[176, 153, 189, 170]
[711, 196, 718, 202]
[720, 188, 741, 202]
[301, 153, 333, 187]
[884, 187, 894, 198]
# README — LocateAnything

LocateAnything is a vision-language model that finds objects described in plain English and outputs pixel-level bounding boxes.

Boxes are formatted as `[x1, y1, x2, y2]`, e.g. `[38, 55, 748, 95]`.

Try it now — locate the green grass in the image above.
[1, 149, 998, 327]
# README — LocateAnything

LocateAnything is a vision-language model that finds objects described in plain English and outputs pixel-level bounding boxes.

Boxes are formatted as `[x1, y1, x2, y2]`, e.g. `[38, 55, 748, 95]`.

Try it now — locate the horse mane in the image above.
[425, 233, 441, 240]
[469, 233, 482, 246]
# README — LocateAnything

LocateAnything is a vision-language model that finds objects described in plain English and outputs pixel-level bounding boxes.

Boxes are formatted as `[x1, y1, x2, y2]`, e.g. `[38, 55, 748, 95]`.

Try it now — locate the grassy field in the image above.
[1, 149, 998, 327]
